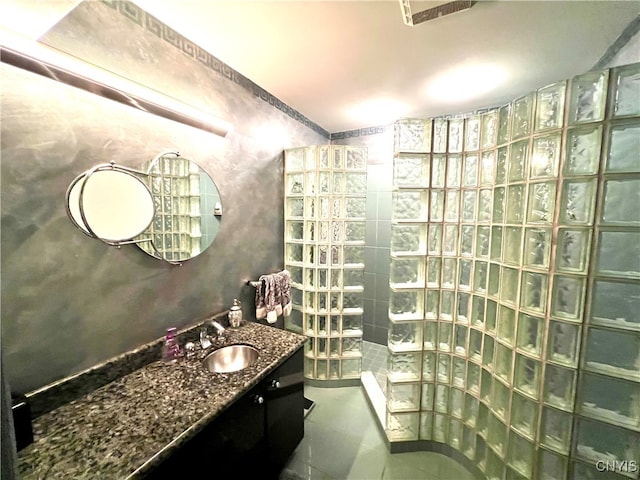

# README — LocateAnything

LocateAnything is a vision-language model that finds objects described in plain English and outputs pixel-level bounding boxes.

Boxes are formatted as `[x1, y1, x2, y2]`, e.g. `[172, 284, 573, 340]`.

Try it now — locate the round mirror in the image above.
[135, 152, 222, 263]
[66, 164, 155, 243]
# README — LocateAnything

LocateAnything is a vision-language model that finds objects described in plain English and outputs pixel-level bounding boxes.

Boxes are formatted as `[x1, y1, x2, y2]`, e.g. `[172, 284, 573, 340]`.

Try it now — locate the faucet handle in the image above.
[199, 328, 212, 349]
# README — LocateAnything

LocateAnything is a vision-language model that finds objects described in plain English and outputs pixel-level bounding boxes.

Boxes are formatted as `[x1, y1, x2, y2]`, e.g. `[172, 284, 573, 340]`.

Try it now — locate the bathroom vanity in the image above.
[17, 320, 307, 479]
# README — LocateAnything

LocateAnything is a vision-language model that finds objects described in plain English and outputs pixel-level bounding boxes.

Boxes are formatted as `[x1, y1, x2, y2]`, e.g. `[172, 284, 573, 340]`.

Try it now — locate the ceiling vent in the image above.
[399, 0, 477, 26]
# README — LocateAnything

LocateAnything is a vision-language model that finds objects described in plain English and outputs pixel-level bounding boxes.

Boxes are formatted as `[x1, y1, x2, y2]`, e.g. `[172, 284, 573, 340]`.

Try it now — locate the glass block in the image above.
[390, 223, 426, 255]
[462, 190, 477, 222]
[491, 226, 503, 261]
[565, 125, 603, 176]
[462, 425, 477, 460]
[551, 275, 585, 321]
[477, 225, 490, 258]
[585, 327, 640, 382]
[305, 171, 317, 195]
[498, 305, 517, 346]
[341, 337, 361, 356]
[486, 446, 506, 479]
[520, 271, 548, 314]
[465, 115, 481, 151]
[507, 185, 525, 224]
[511, 392, 538, 439]
[495, 342, 513, 384]
[286, 197, 304, 218]
[435, 384, 449, 413]
[488, 414, 508, 456]
[474, 261, 488, 294]
[444, 191, 460, 222]
[452, 356, 466, 388]
[571, 460, 636, 480]
[393, 154, 429, 188]
[484, 336, 495, 371]
[449, 117, 464, 153]
[430, 189, 444, 222]
[446, 154, 462, 187]
[559, 178, 597, 225]
[538, 450, 568, 480]
[389, 321, 423, 352]
[501, 268, 519, 306]
[611, 63, 640, 118]
[286, 172, 305, 195]
[387, 381, 421, 412]
[493, 186, 505, 223]
[426, 257, 441, 289]
[463, 154, 479, 187]
[286, 243, 304, 263]
[346, 147, 366, 170]
[479, 189, 492, 223]
[419, 412, 433, 441]
[285, 148, 305, 171]
[345, 197, 366, 219]
[569, 69, 608, 125]
[527, 182, 556, 224]
[423, 322, 438, 350]
[498, 104, 511, 145]
[344, 221, 365, 243]
[486, 300, 498, 334]
[426, 293, 439, 322]
[464, 393, 479, 427]
[392, 191, 427, 221]
[490, 378, 510, 421]
[390, 257, 425, 288]
[523, 227, 551, 269]
[509, 140, 529, 183]
[540, 406, 573, 455]
[481, 368, 493, 402]
[471, 295, 486, 328]
[482, 110, 498, 149]
[602, 178, 640, 225]
[556, 228, 590, 274]
[428, 154, 446, 188]
[607, 123, 640, 173]
[488, 263, 501, 297]
[596, 230, 640, 279]
[504, 227, 523, 266]
[346, 172, 367, 194]
[438, 322, 453, 352]
[443, 225, 459, 257]
[389, 290, 424, 321]
[389, 351, 421, 381]
[575, 417, 640, 465]
[459, 261, 472, 290]
[469, 328, 483, 362]
[512, 93, 534, 139]
[517, 313, 543, 357]
[442, 258, 457, 289]
[286, 221, 304, 241]
[544, 364, 576, 411]
[536, 81, 566, 131]
[579, 372, 640, 430]
[591, 279, 640, 331]
[478, 401, 490, 438]
[433, 118, 448, 153]
[454, 324, 468, 355]
[394, 118, 432, 153]
[531, 134, 561, 179]
[433, 413, 448, 443]
[514, 354, 541, 399]
[508, 431, 534, 477]
[421, 382, 435, 411]
[467, 362, 481, 394]
[461, 225, 474, 256]
[343, 358, 362, 378]
[386, 411, 419, 441]
[332, 172, 344, 194]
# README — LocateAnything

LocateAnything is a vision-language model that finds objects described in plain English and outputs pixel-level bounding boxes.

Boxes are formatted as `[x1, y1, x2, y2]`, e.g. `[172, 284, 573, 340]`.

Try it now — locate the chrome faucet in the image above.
[211, 320, 226, 343]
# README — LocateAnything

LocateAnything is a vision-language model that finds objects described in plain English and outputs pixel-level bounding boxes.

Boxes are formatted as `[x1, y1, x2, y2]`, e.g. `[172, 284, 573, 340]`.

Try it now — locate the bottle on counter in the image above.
[162, 327, 182, 364]
[228, 299, 243, 328]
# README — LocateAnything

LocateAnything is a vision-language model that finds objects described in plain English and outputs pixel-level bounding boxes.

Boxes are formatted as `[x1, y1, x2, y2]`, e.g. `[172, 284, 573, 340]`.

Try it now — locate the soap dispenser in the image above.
[162, 327, 182, 365]
[228, 299, 243, 328]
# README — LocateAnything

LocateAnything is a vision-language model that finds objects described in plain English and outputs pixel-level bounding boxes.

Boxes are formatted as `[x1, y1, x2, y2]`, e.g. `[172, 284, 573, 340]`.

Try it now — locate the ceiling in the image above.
[2, 1, 639, 133]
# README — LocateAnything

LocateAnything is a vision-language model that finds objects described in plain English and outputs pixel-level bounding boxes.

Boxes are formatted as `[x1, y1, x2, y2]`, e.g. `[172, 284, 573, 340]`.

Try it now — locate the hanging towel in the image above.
[254, 270, 291, 323]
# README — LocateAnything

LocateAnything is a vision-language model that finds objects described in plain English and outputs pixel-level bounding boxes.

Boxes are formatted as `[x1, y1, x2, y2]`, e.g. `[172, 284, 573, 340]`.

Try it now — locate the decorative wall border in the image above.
[330, 125, 388, 140]
[101, 0, 331, 139]
[592, 14, 640, 70]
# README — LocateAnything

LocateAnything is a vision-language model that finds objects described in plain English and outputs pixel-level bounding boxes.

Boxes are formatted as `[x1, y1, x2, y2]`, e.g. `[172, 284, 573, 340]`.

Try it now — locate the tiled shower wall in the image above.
[385, 63, 640, 480]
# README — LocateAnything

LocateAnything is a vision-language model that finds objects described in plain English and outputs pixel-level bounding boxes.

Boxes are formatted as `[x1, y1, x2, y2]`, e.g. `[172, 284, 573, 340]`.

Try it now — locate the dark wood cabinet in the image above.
[146, 346, 304, 479]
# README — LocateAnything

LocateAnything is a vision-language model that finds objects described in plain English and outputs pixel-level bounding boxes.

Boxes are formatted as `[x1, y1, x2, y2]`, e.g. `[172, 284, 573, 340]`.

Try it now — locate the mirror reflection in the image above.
[135, 152, 222, 263]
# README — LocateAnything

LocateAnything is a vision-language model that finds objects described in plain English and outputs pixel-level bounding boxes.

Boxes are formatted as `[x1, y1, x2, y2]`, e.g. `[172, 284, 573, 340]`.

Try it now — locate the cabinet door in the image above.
[264, 347, 304, 468]
[146, 383, 266, 478]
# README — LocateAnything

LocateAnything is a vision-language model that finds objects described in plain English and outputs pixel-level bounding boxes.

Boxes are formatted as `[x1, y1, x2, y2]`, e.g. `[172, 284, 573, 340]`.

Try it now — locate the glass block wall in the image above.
[386, 62, 640, 480]
[283, 145, 368, 382]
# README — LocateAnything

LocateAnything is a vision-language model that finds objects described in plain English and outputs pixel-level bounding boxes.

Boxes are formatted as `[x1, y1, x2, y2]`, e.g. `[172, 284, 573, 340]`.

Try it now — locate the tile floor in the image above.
[279, 385, 476, 480]
[361, 341, 388, 395]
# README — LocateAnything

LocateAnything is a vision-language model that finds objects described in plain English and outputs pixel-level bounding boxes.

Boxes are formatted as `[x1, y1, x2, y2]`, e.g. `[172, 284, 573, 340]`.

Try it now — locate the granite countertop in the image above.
[18, 321, 307, 479]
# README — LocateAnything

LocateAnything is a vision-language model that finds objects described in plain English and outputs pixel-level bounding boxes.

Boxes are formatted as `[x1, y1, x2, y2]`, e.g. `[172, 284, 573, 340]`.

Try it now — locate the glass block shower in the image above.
[386, 62, 639, 480]
[283, 145, 368, 383]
